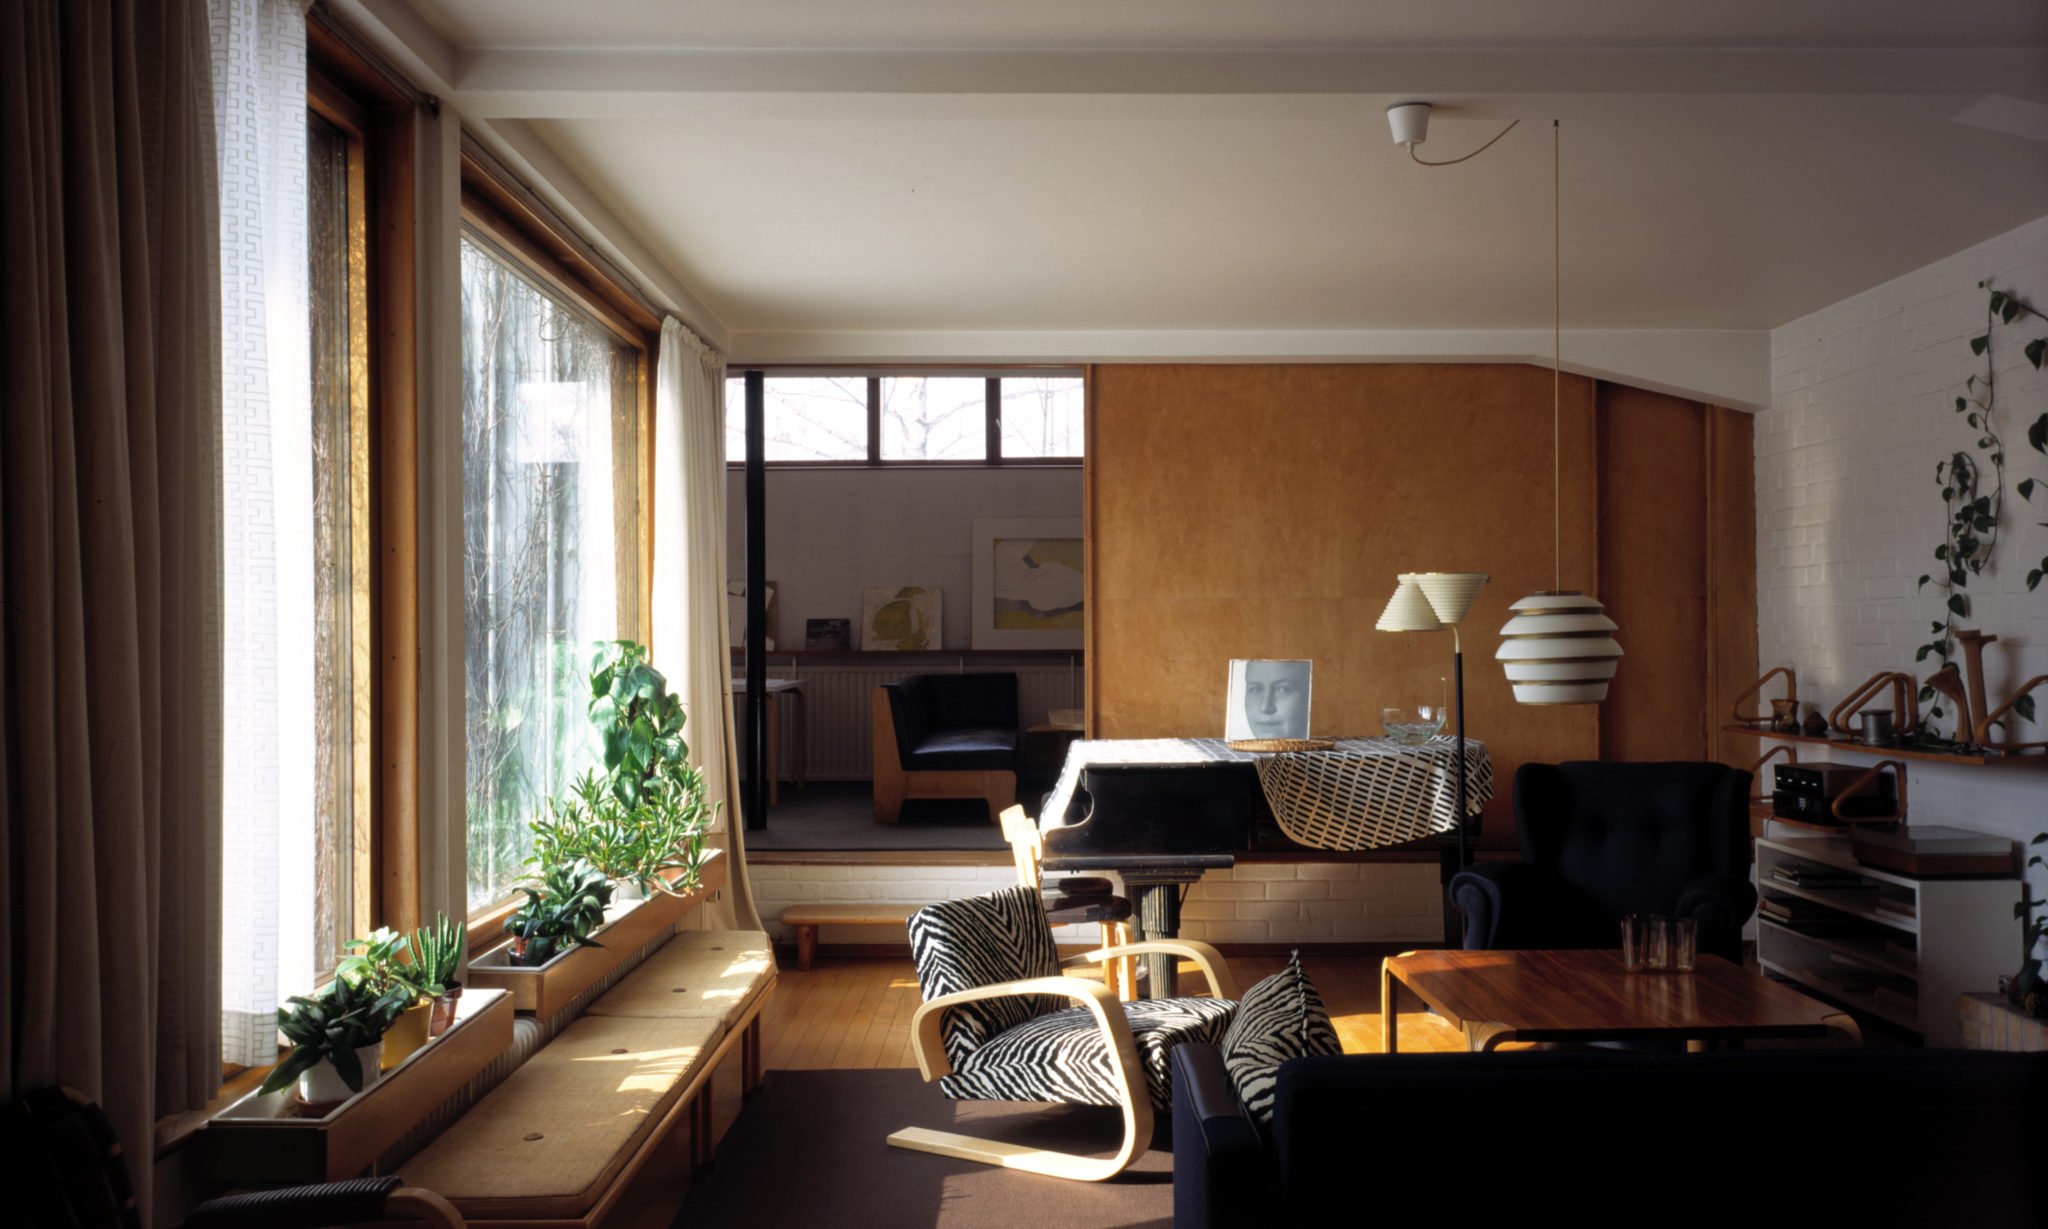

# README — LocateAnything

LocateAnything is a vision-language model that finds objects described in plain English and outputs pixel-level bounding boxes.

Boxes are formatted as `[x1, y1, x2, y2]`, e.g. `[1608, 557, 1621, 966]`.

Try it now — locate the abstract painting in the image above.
[972, 517, 1084, 649]
[862, 585, 941, 650]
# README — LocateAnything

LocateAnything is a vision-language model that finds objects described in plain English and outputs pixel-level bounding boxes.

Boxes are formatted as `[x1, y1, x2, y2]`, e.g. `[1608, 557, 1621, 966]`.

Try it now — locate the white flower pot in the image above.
[297, 1041, 384, 1107]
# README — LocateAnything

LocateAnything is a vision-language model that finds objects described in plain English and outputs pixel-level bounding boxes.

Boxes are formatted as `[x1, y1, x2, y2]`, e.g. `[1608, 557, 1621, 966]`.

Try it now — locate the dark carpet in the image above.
[743, 782, 1014, 852]
[673, 1069, 1172, 1228]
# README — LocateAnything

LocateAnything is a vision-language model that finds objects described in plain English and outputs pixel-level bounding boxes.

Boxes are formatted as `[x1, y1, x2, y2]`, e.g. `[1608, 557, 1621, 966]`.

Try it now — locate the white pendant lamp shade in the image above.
[1413, 572, 1488, 625]
[1495, 591, 1624, 704]
[1375, 576, 1442, 632]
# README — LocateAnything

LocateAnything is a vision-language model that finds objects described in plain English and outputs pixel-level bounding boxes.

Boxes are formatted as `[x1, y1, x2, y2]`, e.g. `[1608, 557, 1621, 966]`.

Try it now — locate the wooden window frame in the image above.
[458, 156, 662, 956]
[723, 366, 1087, 469]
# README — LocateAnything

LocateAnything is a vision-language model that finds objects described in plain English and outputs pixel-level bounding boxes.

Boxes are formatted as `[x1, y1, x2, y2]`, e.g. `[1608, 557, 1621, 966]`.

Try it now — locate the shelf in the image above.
[1759, 882, 1917, 935]
[1758, 836, 1923, 889]
[1757, 919, 1917, 981]
[1760, 958, 1919, 1033]
[1724, 725, 2043, 767]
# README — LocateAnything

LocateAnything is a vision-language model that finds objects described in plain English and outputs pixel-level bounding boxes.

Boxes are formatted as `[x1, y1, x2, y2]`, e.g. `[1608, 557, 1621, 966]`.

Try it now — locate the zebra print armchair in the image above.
[887, 885, 1239, 1181]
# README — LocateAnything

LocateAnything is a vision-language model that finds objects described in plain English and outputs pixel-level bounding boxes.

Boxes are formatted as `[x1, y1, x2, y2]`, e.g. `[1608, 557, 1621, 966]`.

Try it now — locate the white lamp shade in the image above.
[1413, 572, 1488, 625]
[1375, 577, 1442, 632]
[1495, 591, 1624, 704]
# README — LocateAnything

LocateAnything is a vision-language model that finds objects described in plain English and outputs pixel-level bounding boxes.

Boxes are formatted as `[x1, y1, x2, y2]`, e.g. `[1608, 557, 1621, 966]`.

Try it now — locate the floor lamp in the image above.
[1375, 572, 1489, 870]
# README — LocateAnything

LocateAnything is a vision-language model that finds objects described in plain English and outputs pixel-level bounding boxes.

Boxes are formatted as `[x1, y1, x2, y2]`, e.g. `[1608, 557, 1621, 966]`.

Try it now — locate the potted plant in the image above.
[583, 639, 717, 897]
[339, 926, 444, 1068]
[2006, 833, 2047, 1017]
[503, 861, 613, 967]
[410, 912, 466, 1037]
[259, 973, 410, 1107]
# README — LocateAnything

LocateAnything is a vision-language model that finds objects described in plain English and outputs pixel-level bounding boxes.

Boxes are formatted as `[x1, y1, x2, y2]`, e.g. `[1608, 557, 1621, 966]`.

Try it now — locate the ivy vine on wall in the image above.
[1914, 281, 2046, 736]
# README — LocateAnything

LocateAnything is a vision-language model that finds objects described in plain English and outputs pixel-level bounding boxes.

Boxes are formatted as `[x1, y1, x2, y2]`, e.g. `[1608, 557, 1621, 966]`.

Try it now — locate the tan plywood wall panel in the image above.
[1596, 383, 1711, 761]
[1707, 406, 1761, 774]
[1085, 363, 1604, 842]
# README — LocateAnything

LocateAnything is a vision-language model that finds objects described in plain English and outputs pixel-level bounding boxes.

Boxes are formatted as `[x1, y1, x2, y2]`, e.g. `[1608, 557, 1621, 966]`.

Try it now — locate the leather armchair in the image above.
[871, 673, 1020, 823]
[1448, 761, 1757, 962]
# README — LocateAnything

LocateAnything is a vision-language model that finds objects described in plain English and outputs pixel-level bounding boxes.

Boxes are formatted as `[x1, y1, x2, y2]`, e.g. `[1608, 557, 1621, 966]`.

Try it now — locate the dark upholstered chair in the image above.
[1448, 761, 1757, 962]
[887, 886, 1237, 1180]
[871, 673, 1021, 823]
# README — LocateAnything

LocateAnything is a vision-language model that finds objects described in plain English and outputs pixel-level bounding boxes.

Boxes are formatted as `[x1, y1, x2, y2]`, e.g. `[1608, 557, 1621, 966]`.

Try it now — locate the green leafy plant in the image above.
[504, 860, 613, 966]
[529, 640, 715, 895]
[409, 912, 464, 991]
[339, 926, 442, 1003]
[1914, 282, 2047, 739]
[259, 973, 410, 1096]
[2009, 833, 2048, 1019]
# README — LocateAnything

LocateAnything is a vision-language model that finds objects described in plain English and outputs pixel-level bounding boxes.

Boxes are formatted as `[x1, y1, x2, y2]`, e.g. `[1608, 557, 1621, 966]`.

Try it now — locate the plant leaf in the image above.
[2026, 337, 2045, 369]
[1970, 333, 1989, 356]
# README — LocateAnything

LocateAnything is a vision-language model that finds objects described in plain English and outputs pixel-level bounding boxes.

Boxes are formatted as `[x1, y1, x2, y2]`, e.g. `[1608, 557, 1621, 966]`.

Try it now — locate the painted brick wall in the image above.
[1759, 214, 2048, 923]
[750, 861, 1444, 947]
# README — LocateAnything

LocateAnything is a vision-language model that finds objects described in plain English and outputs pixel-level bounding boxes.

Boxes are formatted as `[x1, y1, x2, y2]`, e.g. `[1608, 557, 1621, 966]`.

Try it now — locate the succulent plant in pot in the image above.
[260, 973, 410, 1105]
[410, 912, 466, 1037]
[503, 861, 612, 967]
[340, 925, 446, 1068]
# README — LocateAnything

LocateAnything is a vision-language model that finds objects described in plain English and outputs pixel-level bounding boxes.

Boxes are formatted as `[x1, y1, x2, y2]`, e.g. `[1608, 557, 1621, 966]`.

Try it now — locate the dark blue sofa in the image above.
[1171, 1042, 2046, 1228]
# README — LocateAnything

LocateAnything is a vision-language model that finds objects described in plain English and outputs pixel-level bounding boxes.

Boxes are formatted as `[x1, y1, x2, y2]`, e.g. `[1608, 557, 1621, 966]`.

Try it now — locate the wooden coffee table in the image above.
[1381, 949, 1861, 1053]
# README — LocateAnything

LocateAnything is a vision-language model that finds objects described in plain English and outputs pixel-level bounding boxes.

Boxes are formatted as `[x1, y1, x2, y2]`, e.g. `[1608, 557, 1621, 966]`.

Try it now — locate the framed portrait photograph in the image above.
[1224, 659, 1313, 741]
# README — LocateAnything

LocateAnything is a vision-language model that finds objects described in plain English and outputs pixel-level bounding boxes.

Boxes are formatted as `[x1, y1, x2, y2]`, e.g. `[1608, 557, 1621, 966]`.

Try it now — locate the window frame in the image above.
[457, 154, 662, 952]
[723, 365, 1087, 469]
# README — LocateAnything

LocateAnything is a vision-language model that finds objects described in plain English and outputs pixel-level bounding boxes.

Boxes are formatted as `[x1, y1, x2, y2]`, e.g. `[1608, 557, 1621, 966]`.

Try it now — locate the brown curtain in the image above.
[0, 0, 223, 1218]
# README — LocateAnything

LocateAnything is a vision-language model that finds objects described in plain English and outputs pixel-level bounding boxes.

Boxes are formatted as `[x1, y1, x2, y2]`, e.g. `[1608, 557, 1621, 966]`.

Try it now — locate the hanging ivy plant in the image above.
[1915, 281, 2047, 735]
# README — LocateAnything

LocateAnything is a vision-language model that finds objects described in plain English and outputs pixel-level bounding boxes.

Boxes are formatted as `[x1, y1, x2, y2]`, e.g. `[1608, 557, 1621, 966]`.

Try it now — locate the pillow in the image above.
[1220, 950, 1343, 1125]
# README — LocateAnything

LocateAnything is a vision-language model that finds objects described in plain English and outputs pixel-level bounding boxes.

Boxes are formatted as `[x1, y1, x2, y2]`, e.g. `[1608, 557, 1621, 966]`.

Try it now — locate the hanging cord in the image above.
[1552, 118, 1561, 594]
[1410, 117, 1521, 166]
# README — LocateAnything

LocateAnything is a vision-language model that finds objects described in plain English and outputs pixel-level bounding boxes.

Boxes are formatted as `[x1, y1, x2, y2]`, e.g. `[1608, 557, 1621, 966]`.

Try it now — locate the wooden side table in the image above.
[732, 678, 806, 805]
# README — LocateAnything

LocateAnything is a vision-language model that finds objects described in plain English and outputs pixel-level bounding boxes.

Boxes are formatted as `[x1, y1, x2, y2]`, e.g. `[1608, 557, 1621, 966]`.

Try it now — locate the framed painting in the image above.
[1223, 659, 1313, 741]
[862, 585, 941, 650]
[972, 517, 1084, 650]
[727, 580, 777, 651]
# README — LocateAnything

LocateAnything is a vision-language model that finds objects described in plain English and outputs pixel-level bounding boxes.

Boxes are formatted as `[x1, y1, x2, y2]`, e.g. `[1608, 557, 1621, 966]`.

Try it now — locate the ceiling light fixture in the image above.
[1494, 121, 1624, 705]
[1386, 101, 1520, 167]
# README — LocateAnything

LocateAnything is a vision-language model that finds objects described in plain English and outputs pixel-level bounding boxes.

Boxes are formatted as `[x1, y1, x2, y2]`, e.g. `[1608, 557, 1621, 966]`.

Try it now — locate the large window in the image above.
[460, 229, 644, 909]
[725, 371, 1084, 465]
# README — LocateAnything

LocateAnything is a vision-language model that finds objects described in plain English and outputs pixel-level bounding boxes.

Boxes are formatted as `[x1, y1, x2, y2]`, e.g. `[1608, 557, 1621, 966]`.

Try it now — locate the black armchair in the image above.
[1448, 761, 1757, 962]
[870, 673, 1020, 823]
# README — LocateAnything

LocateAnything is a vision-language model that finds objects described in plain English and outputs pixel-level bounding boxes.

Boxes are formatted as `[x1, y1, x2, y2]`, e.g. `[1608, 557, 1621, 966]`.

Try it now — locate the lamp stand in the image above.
[1438, 627, 1472, 948]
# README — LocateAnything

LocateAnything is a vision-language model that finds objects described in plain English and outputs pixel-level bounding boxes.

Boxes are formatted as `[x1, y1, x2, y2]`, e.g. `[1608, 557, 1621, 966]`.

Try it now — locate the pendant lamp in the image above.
[1496, 121, 1623, 704]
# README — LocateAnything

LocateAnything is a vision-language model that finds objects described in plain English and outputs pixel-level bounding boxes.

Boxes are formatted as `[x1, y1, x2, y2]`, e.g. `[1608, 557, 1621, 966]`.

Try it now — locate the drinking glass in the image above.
[1671, 917, 1698, 972]
[1621, 914, 1652, 972]
[1644, 915, 1672, 971]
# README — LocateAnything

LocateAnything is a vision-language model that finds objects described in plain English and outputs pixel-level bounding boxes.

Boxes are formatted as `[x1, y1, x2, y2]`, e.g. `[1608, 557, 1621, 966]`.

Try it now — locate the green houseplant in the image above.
[259, 973, 411, 1103]
[411, 912, 466, 1037]
[2008, 833, 2048, 1018]
[339, 926, 446, 1068]
[503, 861, 613, 966]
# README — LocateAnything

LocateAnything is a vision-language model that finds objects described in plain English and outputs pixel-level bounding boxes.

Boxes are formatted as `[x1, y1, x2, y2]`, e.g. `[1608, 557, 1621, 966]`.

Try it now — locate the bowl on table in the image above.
[1382, 705, 1446, 746]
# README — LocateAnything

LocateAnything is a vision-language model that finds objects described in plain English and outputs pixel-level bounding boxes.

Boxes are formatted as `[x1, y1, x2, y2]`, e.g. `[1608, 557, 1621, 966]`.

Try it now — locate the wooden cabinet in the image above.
[1754, 835, 2014, 1045]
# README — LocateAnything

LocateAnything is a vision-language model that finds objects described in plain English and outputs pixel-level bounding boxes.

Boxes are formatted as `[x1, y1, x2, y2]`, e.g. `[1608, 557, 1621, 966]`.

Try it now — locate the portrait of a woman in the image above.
[1224, 658, 1313, 741]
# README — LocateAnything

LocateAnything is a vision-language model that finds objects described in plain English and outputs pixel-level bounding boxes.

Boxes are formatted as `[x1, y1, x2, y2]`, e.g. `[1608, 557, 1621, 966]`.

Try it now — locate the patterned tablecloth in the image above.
[1042, 736, 1494, 853]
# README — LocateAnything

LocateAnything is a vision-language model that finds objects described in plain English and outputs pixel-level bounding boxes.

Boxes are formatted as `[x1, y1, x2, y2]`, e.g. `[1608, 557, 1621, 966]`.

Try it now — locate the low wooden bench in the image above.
[401, 929, 777, 1229]
[780, 903, 922, 970]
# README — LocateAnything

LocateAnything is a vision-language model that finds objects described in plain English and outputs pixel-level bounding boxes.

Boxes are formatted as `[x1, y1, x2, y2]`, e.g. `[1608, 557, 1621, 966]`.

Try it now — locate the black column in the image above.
[744, 370, 767, 831]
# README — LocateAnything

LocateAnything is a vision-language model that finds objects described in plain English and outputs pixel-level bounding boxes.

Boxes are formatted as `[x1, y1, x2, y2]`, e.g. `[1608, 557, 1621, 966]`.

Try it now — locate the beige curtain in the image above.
[652, 318, 760, 931]
[0, 0, 224, 1219]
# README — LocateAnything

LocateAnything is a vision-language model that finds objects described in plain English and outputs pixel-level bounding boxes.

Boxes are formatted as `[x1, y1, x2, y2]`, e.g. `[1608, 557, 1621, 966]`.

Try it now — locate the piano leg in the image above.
[1134, 880, 1181, 998]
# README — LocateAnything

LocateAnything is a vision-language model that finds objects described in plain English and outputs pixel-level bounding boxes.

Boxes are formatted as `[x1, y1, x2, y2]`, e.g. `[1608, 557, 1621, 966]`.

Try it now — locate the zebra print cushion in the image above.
[907, 886, 1065, 1070]
[940, 995, 1236, 1109]
[1220, 951, 1342, 1125]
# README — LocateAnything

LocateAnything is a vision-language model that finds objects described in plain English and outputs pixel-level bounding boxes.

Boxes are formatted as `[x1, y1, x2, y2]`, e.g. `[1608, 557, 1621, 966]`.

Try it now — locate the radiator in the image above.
[741, 660, 1082, 780]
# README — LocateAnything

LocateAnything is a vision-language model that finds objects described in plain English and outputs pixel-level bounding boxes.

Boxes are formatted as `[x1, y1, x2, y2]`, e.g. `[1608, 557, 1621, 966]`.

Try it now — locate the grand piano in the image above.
[1038, 738, 1491, 995]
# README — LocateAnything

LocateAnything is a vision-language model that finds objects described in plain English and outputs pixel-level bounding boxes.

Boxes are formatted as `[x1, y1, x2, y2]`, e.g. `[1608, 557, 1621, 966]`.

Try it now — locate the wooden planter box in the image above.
[1959, 991, 2048, 1052]
[201, 987, 513, 1183]
[467, 850, 729, 1018]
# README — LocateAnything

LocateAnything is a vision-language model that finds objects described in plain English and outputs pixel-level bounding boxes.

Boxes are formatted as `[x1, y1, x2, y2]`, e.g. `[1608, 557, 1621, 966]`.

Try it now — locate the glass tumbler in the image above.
[1671, 917, 1698, 972]
[1643, 916, 1672, 971]
[1621, 914, 1652, 972]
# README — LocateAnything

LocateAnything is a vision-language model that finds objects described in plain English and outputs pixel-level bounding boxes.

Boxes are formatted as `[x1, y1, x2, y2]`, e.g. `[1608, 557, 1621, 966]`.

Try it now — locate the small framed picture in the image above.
[805, 618, 851, 651]
[1224, 659, 1313, 741]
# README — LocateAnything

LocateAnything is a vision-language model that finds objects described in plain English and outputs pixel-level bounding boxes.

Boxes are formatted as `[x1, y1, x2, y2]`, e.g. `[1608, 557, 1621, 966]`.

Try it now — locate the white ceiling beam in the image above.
[452, 46, 2048, 117]
[727, 328, 1772, 412]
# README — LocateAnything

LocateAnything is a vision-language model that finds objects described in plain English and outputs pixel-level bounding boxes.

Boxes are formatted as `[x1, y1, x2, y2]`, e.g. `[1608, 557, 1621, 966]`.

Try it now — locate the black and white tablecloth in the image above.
[1041, 736, 1494, 852]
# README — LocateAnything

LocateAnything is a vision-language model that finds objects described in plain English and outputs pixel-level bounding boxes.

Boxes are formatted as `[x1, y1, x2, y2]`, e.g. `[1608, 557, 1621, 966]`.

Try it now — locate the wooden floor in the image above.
[761, 951, 1467, 1070]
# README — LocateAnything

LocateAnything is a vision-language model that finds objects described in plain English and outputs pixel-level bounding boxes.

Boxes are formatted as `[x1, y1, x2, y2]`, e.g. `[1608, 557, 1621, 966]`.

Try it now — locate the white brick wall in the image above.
[750, 861, 1444, 946]
[1759, 214, 2048, 918]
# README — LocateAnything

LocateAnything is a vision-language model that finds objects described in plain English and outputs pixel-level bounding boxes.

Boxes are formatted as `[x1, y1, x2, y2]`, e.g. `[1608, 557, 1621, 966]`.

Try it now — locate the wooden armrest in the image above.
[908, 976, 1127, 1082]
[1061, 940, 1238, 999]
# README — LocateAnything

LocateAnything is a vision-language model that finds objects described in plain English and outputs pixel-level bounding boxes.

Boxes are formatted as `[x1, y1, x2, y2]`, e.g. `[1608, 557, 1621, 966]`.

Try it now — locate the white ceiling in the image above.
[380, 0, 2048, 360]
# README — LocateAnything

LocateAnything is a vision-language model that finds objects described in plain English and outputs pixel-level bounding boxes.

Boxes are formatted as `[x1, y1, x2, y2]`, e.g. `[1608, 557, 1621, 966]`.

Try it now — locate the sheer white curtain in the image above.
[652, 318, 760, 929]
[213, 0, 316, 1066]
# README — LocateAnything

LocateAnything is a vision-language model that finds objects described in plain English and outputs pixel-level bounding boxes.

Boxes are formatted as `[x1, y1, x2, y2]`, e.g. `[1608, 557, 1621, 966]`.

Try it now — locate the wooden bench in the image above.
[401, 929, 777, 1229]
[780, 903, 922, 970]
